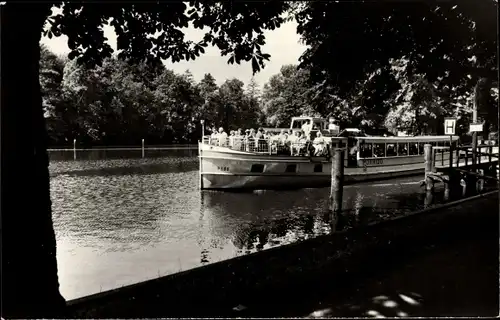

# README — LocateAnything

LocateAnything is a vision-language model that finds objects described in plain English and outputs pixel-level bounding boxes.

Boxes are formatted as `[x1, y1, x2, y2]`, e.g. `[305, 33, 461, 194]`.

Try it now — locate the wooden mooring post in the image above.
[73, 139, 77, 160]
[141, 139, 145, 158]
[329, 148, 344, 214]
[446, 141, 462, 199]
[424, 144, 434, 191]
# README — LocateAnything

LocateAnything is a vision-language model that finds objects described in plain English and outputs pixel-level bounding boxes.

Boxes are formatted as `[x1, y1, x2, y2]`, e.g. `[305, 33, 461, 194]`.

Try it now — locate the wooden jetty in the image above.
[423, 143, 499, 197]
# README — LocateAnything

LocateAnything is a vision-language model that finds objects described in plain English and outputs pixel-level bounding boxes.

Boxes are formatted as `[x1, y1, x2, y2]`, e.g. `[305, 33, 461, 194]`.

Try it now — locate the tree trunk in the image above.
[1, 3, 67, 318]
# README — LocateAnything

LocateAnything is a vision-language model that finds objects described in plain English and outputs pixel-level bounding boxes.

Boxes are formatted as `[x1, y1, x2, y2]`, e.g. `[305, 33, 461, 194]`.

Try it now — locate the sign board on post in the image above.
[443, 117, 457, 135]
[469, 123, 484, 133]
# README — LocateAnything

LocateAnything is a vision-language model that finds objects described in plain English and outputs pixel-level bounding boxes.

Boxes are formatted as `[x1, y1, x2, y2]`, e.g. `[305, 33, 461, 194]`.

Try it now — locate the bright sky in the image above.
[41, 11, 307, 90]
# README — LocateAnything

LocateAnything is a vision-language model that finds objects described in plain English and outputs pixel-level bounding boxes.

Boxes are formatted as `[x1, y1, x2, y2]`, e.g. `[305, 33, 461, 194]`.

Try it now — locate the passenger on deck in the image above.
[313, 131, 327, 156]
[277, 129, 287, 143]
[233, 129, 243, 151]
[263, 129, 271, 140]
[217, 127, 228, 147]
[289, 131, 304, 156]
[287, 130, 298, 151]
[301, 119, 312, 140]
[247, 129, 257, 151]
[255, 127, 264, 139]
[249, 128, 256, 138]
[256, 128, 268, 152]
[296, 131, 308, 156]
[228, 130, 235, 148]
[210, 126, 218, 145]
[244, 129, 251, 151]
[269, 130, 285, 155]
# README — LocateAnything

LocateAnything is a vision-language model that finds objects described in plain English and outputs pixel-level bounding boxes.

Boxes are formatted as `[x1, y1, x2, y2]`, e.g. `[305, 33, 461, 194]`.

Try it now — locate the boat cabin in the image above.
[347, 135, 460, 167]
[355, 136, 459, 157]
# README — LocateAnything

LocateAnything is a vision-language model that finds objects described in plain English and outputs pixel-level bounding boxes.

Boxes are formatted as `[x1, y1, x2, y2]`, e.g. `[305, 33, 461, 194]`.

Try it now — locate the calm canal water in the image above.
[50, 150, 452, 300]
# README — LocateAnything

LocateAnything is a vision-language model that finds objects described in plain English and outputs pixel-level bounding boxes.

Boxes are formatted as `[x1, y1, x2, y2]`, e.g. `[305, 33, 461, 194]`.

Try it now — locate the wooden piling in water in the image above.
[444, 141, 462, 199]
[73, 139, 77, 160]
[329, 148, 344, 214]
[424, 190, 434, 208]
[142, 139, 145, 158]
[424, 144, 434, 191]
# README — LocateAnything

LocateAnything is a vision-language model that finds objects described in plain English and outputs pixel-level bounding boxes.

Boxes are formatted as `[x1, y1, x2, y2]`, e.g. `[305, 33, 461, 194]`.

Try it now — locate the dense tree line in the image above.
[43, 48, 498, 148]
[40, 45, 262, 147]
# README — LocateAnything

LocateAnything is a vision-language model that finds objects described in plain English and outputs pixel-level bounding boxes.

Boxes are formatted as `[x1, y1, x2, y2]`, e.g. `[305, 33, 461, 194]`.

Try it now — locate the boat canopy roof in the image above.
[337, 129, 367, 137]
[290, 116, 326, 122]
[356, 135, 459, 144]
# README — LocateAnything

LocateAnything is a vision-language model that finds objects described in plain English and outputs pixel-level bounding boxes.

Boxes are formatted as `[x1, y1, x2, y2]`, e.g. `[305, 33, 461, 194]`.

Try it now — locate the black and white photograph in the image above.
[1, 0, 499, 318]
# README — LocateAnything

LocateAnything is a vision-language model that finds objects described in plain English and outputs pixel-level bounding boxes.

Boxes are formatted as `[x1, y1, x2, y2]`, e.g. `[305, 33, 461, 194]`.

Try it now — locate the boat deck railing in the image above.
[201, 136, 333, 157]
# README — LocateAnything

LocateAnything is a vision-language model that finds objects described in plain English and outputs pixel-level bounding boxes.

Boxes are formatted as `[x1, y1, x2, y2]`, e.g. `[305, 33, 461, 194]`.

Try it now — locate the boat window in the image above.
[373, 143, 385, 157]
[314, 164, 323, 173]
[418, 142, 426, 155]
[397, 143, 409, 156]
[285, 164, 297, 173]
[360, 142, 373, 158]
[409, 143, 419, 155]
[333, 140, 345, 149]
[251, 164, 265, 173]
[386, 143, 397, 157]
[292, 120, 304, 129]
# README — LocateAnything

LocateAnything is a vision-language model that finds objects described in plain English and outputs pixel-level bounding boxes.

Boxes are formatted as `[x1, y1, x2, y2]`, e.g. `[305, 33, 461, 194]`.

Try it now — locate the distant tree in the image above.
[197, 73, 220, 130]
[2, 2, 290, 318]
[153, 69, 204, 143]
[261, 64, 319, 127]
[217, 78, 259, 130]
[246, 76, 260, 100]
[40, 45, 68, 144]
[245, 77, 263, 127]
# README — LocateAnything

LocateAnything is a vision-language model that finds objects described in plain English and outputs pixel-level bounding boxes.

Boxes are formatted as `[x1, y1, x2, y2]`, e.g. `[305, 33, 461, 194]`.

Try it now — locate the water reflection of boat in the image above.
[199, 116, 459, 190]
[199, 179, 444, 253]
[200, 190, 332, 253]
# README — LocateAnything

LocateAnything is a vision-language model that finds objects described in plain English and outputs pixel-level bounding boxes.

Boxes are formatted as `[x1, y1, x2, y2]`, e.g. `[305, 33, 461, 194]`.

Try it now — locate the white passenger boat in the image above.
[199, 117, 459, 190]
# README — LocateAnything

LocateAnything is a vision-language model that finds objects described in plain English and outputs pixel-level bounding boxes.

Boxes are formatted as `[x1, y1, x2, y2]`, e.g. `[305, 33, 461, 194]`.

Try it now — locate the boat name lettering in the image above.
[217, 166, 230, 172]
[364, 159, 384, 165]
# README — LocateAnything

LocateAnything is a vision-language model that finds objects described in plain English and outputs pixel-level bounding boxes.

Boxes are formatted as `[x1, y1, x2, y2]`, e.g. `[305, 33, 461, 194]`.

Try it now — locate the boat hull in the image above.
[199, 143, 427, 190]
[201, 169, 424, 190]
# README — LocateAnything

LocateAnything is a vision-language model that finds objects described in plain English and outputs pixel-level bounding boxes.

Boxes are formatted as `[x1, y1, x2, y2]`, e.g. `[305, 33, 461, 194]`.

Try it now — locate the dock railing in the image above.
[424, 143, 499, 195]
[432, 144, 499, 171]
